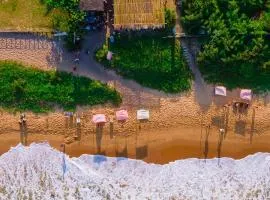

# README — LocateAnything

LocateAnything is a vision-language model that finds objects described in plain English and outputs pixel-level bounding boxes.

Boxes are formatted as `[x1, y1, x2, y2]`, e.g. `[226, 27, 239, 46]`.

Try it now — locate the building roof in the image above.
[114, 0, 166, 30]
[79, 0, 104, 11]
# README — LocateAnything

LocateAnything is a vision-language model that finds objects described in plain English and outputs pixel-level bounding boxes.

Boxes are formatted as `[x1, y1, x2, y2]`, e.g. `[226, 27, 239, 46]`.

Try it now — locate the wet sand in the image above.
[1, 124, 270, 164]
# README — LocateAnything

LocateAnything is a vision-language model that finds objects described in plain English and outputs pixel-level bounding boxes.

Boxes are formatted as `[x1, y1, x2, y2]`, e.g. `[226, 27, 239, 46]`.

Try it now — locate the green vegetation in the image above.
[182, 0, 270, 92]
[0, 0, 85, 48]
[96, 33, 192, 93]
[0, 61, 121, 113]
[43, 0, 86, 50]
[96, 9, 192, 93]
[0, 0, 67, 31]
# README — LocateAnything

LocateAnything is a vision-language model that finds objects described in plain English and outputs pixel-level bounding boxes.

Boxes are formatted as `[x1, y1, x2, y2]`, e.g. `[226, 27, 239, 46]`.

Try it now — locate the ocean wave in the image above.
[0, 143, 269, 200]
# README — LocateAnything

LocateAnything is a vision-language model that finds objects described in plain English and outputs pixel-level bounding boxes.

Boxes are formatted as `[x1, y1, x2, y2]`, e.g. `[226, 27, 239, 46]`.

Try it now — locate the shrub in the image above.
[96, 33, 192, 93]
[182, 0, 270, 92]
[165, 9, 176, 31]
[0, 61, 122, 113]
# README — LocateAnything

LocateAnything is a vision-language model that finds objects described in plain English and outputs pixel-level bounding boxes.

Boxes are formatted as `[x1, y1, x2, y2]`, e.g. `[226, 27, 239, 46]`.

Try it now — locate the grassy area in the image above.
[0, 61, 121, 113]
[0, 0, 67, 31]
[199, 56, 270, 92]
[96, 33, 192, 93]
[182, 0, 270, 92]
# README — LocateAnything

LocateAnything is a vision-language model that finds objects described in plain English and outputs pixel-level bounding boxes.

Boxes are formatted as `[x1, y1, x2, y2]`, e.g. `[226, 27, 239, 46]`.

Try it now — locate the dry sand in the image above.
[0, 33, 59, 70]
[0, 89, 269, 137]
[0, 90, 269, 164]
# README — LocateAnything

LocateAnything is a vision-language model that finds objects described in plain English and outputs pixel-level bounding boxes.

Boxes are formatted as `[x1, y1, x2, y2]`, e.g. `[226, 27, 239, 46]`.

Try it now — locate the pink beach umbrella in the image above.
[92, 114, 106, 124]
[116, 110, 128, 121]
[240, 89, 252, 101]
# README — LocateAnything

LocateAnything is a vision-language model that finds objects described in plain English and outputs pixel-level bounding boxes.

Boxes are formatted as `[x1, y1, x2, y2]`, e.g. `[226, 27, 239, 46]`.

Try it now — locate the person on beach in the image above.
[19, 113, 26, 124]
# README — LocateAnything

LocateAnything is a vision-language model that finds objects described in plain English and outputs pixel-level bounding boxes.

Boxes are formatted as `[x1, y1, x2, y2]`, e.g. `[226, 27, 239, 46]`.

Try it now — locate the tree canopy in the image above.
[44, 0, 85, 32]
[182, 0, 270, 92]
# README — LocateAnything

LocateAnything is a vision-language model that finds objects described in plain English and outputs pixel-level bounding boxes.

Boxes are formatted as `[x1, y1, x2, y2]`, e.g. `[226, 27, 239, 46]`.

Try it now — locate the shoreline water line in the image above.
[1, 124, 270, 164]
[1, 142, 270, 199]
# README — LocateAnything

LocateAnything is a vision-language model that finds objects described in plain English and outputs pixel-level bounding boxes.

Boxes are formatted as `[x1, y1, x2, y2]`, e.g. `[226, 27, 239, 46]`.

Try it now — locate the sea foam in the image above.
[0, 143, 269, 200]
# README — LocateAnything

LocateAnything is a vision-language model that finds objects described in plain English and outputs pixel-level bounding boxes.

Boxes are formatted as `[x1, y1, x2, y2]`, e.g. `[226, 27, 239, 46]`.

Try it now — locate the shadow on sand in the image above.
[203, 125, 211, 161]
[19, 122, 28, 146]
[95, 125, 106, 155]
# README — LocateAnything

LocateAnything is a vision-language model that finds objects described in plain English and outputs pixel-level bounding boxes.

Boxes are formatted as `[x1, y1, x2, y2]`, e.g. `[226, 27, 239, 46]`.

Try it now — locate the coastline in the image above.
[1, 125, 270, 164]
[0, 89, 269, 164]
[0, 89, 269, 137]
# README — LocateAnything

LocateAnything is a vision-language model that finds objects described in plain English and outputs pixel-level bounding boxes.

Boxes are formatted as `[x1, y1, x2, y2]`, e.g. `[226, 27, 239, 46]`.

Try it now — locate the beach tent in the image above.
[92, 114, 106, 124]
[215, 86, 227, 96]
[240, 89, 252, 101]
[116, 110, 128, 121]
[137, 109, 150, 120]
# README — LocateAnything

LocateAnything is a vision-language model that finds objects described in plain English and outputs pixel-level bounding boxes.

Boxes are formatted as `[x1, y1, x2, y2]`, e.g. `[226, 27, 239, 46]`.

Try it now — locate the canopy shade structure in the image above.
[215, 86, 227, 96]
[116, 110, 129, 121]
[137, 109, 150, 120]
[114, 0, 165, 30]
[240, 89, 252, 101]
[79, 0, 105, 11]
[92, 114, 106, 124]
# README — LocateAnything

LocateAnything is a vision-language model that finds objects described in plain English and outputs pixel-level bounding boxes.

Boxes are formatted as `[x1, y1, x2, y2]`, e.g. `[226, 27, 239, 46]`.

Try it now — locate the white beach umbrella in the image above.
[137, 109, 150, 120]
[92, 114, 106, 124]
[215, 86, 227, 96]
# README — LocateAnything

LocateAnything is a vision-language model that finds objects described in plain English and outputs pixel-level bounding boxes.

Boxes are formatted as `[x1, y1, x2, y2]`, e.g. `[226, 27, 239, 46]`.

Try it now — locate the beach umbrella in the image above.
[92, 114, 106, 124]
[240, 89, 252, 101]
[107, 51, 113, 60]
[137, 109, 150, 120]
[215, 86, 227, 96]
[116, 110, 128, 121]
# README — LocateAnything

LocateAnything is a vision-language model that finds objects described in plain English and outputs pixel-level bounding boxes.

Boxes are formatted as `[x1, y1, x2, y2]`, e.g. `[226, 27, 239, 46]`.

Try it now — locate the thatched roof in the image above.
[79, 0, 104, 11]
[114, 0, 166, 30]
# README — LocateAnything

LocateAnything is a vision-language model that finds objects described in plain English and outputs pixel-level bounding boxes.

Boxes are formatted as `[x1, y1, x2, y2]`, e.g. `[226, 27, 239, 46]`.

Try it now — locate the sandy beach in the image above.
[0, 89, 270, 164]
[0, 31, 270, 164]
[1, 123, 270, 164]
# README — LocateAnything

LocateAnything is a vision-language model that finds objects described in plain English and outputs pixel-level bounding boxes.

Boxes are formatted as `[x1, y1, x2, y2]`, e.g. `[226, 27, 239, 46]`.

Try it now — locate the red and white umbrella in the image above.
[116, 110, 128, 121]
[240, 89, 252, 101]
[92, 114, 106, 124]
